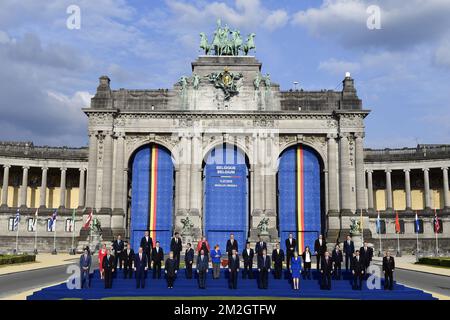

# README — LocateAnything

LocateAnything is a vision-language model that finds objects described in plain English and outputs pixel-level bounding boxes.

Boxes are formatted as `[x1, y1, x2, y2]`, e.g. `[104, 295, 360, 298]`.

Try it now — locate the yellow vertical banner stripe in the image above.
[149, 145, 158, 245]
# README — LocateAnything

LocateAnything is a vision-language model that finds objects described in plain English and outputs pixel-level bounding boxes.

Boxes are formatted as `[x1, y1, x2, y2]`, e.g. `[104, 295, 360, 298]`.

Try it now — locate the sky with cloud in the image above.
[0, 0, 449, 148]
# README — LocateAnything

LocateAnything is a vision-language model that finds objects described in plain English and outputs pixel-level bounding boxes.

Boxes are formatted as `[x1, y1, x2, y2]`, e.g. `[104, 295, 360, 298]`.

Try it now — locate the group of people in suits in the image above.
[80, 231, 395, 291]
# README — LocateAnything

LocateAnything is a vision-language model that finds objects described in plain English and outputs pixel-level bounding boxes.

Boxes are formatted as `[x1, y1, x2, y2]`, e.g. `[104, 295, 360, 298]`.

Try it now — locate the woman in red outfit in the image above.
[98, 243, 107, 279]
[196, 236, 210, 256]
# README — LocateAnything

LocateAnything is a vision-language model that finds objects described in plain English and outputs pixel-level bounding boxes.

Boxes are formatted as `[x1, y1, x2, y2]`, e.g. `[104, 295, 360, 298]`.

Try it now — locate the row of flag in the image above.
[375, 209, 441, 234]
[11, 208, 94, 231]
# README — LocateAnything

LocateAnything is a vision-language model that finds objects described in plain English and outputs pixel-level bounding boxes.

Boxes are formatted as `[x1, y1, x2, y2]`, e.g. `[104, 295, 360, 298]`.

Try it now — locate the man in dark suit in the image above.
[257, 249, 271, 289]
[79, 247, 91, 289]
[134, 247, 148, 289]
[102, 250, 115, 289]
[152, 241, 164, 279]
[332, 244, 343, 280]
[285, 233, 297, 270]
[170, 232, 183, 270]
[112, 235, 124, 271]
[272, 243, 284, 279]
[360, 241, 373, 276]
[228, 249, 240, 289]
[184, 243, 194, 279]
[255, 235, 267, 257]
[343, 235, 355, 271]
[226, 233, 239, 260]
[351, 250, 364, 290]
[140, 231, 153, 268]
[382, 251, 395, 290]
[320, 251, 333, 290]
[314, 234, 327, 270]
[122, 242, 135, 279]
[197, 249, 209, 289]
[242, 242, 254, 279]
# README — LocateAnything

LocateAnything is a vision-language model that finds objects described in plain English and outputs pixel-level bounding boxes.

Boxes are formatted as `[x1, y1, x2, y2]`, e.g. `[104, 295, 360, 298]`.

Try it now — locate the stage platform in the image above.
[27, 269, 436, 300]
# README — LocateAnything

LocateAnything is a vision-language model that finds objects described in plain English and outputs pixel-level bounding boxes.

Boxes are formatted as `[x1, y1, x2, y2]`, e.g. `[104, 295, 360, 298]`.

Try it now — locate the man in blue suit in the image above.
[255, 235, 267, 257]
[134, 247, 148, 289]
[257, 249, 271, 289]
[228, 249, 240, 289]
[197, 249, 209, 289]
[79, 247, 91, 289]
[343, 235, 355, 271]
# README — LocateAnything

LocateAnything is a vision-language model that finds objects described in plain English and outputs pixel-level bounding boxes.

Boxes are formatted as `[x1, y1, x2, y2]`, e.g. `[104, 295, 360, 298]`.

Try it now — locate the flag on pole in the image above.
[83, 209, 93, 230]
[33, 208, 38, 231]
[13, 209, 20, 231]
[69, 209, 76, 232]
[49, 209, 57, 231]
[376, 211, 381, 234]
[415, 212, 420, 233]
[433, 209, 440, 233]
[395, 211, 401, 234]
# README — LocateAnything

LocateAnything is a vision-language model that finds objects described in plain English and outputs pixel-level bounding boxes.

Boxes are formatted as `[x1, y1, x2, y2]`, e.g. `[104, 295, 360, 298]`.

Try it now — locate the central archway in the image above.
[128, 144, 175, 252]
[203, 143, 250, 248]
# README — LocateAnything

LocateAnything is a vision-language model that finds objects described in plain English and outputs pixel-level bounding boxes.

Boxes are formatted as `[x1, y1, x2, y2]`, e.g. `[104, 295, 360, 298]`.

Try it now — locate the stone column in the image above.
[423, 168, 431, 210]
[404, 169, 412, 212]
[112, 133, 125, 232]
[339, 133, 351, 214]
[264, 134, 276, 215]
[100, 131, 113, 213]
[251, 134, 262, 213]
[78, 168, 86, 209]
[442, 167, 450, 211]
[327, 134, 339, 214]
[177, 133, 190, 213]
[39, 166, 48, 208]
[189, 133, 202, 215]
[1, 165, 10, 207]
[366, 170, 374, 212]
[85, 131, 98, 209]
[385, 169, 393, 212]
[20, 166, 29, 208]
[113, 133, 125, 214]
[59, 167, 66, 208]
[354, 133, 366, 211]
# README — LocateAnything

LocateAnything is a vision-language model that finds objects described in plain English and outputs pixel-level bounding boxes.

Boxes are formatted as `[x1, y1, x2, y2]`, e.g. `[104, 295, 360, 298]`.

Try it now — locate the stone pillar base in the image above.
[98, 207, 112, 215]
[442, 207, 450, 213]
[176, 208, 189, 216]
[340, 209, 353, 216]
[0, 204, 8, 210]
[188, 208, 200, 216]
[404, 207, 413, 214]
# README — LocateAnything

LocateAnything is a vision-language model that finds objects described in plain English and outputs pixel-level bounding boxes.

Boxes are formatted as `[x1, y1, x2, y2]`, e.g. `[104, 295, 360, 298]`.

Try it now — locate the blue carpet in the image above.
[27, 269, 436, 300]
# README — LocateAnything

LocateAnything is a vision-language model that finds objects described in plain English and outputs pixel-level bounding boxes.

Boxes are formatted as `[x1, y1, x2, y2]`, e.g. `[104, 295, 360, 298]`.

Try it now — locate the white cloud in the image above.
[318, 58, 360, 76]
[434, 39, 450, 68]
[292, 0, 450, 50]
[264, 10, 289, 31]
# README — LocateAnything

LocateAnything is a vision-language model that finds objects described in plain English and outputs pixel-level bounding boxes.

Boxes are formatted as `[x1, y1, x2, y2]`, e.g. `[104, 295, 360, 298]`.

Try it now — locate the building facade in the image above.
[0, 53, 449, 254]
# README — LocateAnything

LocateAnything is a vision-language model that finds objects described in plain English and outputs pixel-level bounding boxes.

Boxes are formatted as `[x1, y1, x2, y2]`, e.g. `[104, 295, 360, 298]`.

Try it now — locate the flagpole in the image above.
[434, 209, 439, 257]
[70, 209, 75, 255]
[15, 219, 19, 254]
[378, 220, 382, 257]
[360, 209, 364, 245]
[52, 214, 57, 255]
[34, 209, 38, 255]
[396, 230, 401, 257]
[415, 212, 419, 262]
